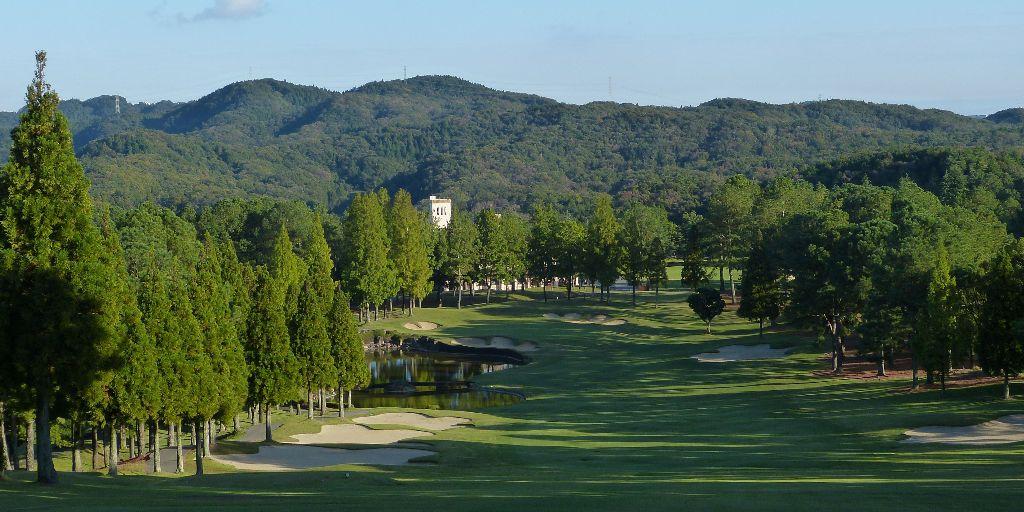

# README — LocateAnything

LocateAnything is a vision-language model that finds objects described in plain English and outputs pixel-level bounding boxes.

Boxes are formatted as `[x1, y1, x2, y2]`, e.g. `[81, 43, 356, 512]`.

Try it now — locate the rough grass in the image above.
[3, 284, 1024, 511]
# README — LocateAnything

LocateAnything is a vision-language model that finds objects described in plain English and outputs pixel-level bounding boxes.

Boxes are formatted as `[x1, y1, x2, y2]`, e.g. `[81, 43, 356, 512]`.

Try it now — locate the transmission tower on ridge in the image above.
[115, 96, 120, 115]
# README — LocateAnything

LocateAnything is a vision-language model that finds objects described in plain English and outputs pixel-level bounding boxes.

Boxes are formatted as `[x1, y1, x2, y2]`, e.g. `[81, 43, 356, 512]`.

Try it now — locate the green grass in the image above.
[3, 287, 1024, 511]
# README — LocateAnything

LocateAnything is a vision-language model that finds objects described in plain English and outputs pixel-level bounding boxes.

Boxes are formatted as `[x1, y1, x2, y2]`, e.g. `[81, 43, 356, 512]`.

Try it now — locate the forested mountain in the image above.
[3, 75, 1024, 217]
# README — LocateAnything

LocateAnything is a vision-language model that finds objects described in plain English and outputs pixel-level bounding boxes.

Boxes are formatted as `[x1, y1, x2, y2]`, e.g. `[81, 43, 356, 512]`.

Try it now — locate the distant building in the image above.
[429, 195, 452, 228]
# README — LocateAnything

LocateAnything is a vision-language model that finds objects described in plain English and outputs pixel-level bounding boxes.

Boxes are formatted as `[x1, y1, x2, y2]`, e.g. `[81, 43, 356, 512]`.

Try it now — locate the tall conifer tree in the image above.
[0, 52, 111, 484]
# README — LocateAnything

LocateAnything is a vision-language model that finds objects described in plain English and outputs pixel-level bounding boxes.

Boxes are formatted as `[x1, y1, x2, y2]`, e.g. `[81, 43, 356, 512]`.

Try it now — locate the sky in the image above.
[0, 0, 1021, 114]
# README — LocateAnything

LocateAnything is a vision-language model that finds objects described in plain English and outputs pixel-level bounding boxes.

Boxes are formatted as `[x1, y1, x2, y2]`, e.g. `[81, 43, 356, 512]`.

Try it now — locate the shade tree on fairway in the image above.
[687, 288, 727, 334]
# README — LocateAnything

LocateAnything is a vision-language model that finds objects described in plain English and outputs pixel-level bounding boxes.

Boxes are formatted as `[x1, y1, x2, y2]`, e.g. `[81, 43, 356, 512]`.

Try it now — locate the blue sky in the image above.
[0, 0, 1021, 114]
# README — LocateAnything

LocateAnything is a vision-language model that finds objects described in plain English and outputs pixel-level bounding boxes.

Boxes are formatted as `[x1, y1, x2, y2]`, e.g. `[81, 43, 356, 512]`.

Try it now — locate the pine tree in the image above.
[292, 277, 336, 419]
[98, 212, 160, 474]
[342, 193, 396, 320]
[737, 236, 785, 336]
[0, 51, 111, 484]
[978, 241, 1024, 399]
[389, 190, 431, 313]
[913, 250, 960, 394]
[677, 212, 710, 291]
[328, 289, 370, 413]
[246, 267, 298, 440]
[584, 194, 621, 302]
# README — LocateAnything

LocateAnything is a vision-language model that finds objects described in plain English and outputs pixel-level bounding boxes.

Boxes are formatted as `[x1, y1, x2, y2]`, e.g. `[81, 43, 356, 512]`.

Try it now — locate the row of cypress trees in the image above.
[0, 53, 371, 483]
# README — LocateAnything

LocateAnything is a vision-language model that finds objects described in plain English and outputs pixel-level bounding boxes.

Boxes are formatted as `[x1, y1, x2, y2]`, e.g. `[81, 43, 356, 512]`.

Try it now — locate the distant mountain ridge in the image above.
[2, 75, 1024, 215]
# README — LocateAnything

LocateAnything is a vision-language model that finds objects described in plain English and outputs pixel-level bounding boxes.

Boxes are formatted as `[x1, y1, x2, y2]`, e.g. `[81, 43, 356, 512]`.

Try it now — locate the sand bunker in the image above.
[903, 415, 1024, 445]
[211, 445, 434, 471]
[692, 344, 792, 362]
[452, 336, 538, 352]
[404, 321, 439, 331]
[287, 424, 433, 445]
[353, 412, 471, 431]
[542, 312, 627, 326]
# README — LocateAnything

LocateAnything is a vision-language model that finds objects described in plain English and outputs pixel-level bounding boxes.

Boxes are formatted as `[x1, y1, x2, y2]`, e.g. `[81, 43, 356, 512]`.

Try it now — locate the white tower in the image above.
[429, 195, 452, 229]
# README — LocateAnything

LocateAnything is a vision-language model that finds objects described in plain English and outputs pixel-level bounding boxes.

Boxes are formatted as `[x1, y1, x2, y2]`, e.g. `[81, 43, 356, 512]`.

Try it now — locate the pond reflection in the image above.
[351, 351, 524, 410]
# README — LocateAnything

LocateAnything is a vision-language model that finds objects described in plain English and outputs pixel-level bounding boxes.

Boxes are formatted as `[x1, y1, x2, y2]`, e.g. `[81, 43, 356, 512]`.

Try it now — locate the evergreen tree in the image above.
[342, 193, 396, 320]
[389, 190, 431, 312]
[98, 212, 159, 474]
[912, 250, 959, 394]
[292, 277, 335, 419]
[737, 236, 785, 336]
[584, 194, 621, 301]
[268, 223, 304, 323]
[328, 289, 369, 415]
[978, 241, 1024, 399]
[0, 52, 111, 484]
[688, 288, 727, 334]
[677, 212, 710, 291]
[246, 267, 298, 440]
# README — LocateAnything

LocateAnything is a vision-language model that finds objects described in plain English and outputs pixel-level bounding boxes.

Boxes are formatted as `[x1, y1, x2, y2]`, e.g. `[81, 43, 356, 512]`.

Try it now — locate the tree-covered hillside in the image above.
[3, 76, 1024, 216]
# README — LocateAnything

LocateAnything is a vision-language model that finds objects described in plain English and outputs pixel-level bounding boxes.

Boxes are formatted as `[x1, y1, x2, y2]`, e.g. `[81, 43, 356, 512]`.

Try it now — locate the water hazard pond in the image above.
[352, 351, 525, 410]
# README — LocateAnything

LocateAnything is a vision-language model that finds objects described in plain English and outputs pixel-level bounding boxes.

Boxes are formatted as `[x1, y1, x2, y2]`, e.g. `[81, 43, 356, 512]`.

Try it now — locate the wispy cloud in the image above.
[176, 0, 267, 23]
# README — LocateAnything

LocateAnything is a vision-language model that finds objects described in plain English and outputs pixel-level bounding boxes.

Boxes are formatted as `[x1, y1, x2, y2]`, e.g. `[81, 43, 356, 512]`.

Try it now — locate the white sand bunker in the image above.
[211, 445, 434, 471]
[903, 415, 1024, 445]
[692, 344, 792, 362]
[287, 424, 433, 445]
[404, 321, 439, 331]
[452, 336, 538, 352]
[542, 312, 627, 326]
[354, 412, 471, 431]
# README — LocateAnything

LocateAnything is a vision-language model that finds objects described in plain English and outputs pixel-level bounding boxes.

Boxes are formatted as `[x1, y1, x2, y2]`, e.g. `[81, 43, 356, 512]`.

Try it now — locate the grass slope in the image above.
[3, 285, 1024, 511]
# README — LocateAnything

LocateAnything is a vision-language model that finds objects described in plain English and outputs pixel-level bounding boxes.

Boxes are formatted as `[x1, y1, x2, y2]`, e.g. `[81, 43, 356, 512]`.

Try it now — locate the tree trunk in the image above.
[1004, 374, 1011, 400]
[27, 412, 37, 474]
[631, 284, 636, 306]
[194, 421, 204, 476]
[728, 267, 736, 304]
[0, 402, 11, 473]
[542, 282, 547, 302]
[719, 266, 725, 291]
[878, 348, 887, 377]
[91, 426, 99, 471]
[319, 388, 326, 417]
[940, 371, 946, 396]
[706, 320, 712, 335]
[337, 383, 345, 417]
[203, 419, 211, 456]
[759, 319, 764, 337]
[486, 284, 491, 304]
[107, 422, 118, 477]
[348, 390, 353, 408]
[307, 387, 314, 419]
[175, 422, 184, 474]
[911, 354, 919, 389]
[566, 280, 572, 302]
[71, 421, 81, 473]
[265, 404, 273, 442]
[11, 417, 20, 471]
[457, 283, 463, 309]
[137, 421, 145, 460]
[152, 421, 161, 474]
